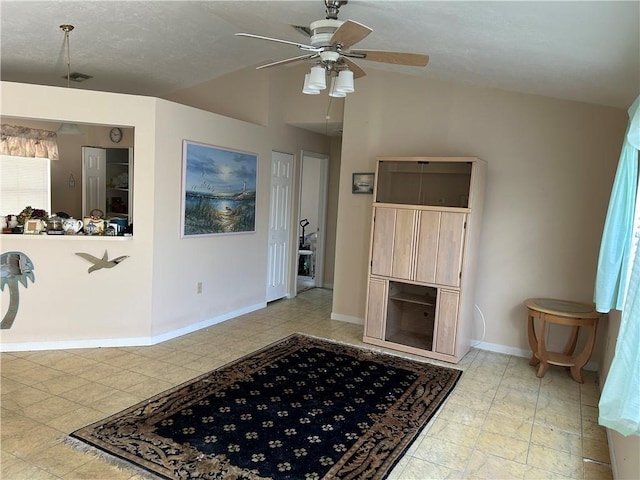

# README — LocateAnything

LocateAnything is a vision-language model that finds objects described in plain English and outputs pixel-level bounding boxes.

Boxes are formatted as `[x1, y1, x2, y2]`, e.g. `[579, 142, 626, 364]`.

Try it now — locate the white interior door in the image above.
[82, 146, 106, 217]
[266, 151, 293, 302]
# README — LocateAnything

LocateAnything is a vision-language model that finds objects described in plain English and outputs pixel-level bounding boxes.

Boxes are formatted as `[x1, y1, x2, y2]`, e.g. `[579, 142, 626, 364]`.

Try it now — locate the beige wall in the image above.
[333, 70, 627, 357]
[322, 136, 342, 288]
[166, 66, 271, 126]
[0, 78, 334, 348]
[168, 64, 339, 289]
[149, 99, 271, 336]
[1, 82, 157, 344]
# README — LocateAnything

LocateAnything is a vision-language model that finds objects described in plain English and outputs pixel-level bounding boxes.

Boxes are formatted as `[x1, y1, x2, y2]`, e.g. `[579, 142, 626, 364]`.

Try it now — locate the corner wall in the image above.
[333, 70, 627, 357]
[0, 82, 157, 346]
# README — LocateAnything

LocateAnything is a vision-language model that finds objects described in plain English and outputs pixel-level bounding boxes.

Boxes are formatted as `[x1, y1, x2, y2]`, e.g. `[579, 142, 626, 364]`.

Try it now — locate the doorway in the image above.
[297, 151, 329, 293]
[82, 146, 133, 223]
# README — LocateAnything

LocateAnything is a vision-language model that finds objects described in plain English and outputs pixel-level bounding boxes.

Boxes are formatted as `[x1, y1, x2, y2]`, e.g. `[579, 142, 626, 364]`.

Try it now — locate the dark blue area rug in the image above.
[69, 333, 461, 479]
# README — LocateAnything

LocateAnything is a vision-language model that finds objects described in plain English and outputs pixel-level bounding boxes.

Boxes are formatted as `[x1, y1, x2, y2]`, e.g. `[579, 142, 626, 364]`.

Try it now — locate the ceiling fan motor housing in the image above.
[310, 19, 344, 47]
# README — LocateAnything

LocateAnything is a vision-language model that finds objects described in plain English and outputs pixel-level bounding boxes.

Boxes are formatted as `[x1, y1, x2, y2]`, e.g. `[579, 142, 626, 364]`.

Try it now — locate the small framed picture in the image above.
[23, 219, 44, 234]
[352, 172, 374, 194]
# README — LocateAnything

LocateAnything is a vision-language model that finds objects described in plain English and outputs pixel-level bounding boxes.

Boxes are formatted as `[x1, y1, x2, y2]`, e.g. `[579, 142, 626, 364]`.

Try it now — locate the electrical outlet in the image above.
[197, 282, 202, 294]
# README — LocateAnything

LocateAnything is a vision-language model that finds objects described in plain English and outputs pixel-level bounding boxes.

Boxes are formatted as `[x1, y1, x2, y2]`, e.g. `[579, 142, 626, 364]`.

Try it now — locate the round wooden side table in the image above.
[525, 298, 603, 383]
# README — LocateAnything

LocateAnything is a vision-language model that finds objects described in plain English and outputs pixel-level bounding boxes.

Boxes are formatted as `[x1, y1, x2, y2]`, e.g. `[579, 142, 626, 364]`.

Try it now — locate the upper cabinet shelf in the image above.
[375, 157, 474, 208]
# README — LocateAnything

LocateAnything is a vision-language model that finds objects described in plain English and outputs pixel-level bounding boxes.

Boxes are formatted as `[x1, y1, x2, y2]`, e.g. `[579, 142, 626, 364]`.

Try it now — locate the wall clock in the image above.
[109, 127, 123, 143]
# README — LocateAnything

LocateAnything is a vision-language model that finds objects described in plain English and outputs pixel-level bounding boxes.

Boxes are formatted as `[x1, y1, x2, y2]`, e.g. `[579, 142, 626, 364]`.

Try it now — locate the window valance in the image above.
[0, 124, 59, 160]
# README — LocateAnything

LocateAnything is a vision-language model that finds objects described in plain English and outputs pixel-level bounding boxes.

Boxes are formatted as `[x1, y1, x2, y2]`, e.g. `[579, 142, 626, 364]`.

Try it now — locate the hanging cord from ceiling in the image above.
[324, 94, 334, 136]
[60, 24, 74, 88]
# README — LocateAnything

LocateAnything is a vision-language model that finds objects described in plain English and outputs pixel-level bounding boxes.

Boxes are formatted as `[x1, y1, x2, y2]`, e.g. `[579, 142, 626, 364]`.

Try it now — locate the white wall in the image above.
[0, 82, 157, 346]
[0, 82, 274, 348]
[149, 99, 271, 336]
[0, 79, 331, 349]
[332, 70, 627, 358]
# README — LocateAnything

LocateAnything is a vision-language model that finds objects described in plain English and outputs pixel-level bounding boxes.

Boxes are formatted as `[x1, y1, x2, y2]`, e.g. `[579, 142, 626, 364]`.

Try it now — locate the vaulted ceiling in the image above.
[1, 1, 638, 110]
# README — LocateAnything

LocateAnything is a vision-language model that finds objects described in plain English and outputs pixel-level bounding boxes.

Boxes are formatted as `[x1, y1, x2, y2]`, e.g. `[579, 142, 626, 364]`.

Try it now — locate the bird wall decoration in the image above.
[75, 251, 129, 273]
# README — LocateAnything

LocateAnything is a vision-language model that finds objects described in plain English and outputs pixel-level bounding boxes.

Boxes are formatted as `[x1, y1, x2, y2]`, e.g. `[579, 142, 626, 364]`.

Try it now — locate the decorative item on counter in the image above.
[7, 215, 19, 230]
[62, 217, 83, 234]
[4, 215, 21, 234]
[108, 217, 128, 236]
[17, 206, 49, 226]
[0, 251, 35, 329]
[83, 209, 106, 235]
[46, 214, 65, 235]
[23, 218, 45, 234]
[75, 250, 129, 273]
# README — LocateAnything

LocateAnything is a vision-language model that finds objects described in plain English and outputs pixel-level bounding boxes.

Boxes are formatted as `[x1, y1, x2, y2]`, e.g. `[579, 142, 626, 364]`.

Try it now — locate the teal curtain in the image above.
[596, 95, 640, 436]
[594, 96, 639, 312]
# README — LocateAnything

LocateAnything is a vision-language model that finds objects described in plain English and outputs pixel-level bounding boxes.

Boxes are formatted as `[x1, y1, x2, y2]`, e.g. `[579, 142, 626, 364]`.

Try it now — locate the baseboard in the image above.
[472, 340, 599, 371]
[151, 302, 266, 344]
[471, 340, 531, 358]
[0, 302, 266, 353]
[331, 313, 364, 325]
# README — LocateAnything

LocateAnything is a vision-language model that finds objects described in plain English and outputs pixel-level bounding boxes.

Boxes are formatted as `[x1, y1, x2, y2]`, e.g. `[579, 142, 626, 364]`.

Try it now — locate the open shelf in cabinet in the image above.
[385, 282, 437, 352]
[106, 150, 131, 220]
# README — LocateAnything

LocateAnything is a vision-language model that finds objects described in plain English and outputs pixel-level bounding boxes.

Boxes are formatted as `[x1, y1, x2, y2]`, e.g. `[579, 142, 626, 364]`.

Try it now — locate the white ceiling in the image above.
[1, 1, 638, 110]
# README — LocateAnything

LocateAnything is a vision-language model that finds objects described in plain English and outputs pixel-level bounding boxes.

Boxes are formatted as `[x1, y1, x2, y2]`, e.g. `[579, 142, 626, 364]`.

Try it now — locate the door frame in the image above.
[296, 150, 329, 291]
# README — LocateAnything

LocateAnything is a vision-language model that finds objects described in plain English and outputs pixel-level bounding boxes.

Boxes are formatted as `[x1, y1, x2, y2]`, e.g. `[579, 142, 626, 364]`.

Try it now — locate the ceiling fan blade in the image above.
[235, 33, 320, 52]
[330, 20, 372, 49]
[256, 53, 319, 70]
[341, 58, 366, 79]
[349, 50, 429, 67]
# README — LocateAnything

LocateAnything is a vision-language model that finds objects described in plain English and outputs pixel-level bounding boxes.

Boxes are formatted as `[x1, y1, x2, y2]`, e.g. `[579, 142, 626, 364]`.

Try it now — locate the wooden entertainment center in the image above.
[363, 156, 487, 363]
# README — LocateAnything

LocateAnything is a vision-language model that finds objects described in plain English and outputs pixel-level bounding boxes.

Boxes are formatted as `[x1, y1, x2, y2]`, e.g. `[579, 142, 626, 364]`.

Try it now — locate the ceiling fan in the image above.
[235, 0, 429, 96]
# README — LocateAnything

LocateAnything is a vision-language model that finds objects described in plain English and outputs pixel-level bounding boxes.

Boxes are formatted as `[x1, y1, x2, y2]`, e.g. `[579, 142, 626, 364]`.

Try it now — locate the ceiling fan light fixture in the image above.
[302, 73, 321, 94]
[328, 77, 346, 97]
[335, 69, 354, 93]
[308, 65, 327, 90]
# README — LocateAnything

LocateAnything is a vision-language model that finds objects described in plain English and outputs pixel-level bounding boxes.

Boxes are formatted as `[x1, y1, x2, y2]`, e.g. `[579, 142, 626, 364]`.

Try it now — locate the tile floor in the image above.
[1, 288, 612, 479]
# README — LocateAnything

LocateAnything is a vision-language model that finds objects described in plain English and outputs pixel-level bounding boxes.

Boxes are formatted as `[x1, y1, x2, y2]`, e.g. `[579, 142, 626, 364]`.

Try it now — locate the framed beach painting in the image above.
[352, 172, 374, 194]
[181, 140, 257, 237]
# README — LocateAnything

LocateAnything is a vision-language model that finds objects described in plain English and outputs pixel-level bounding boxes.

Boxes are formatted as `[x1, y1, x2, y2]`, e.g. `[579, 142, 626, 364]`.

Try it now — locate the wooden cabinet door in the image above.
[371, 208, 396, 277]
[365, 278, 387, 340]
[414, 211, 440, 284]
[435, 289, 459, 355]
[391, 209, 416, 280]
[435, 212, 466, 287]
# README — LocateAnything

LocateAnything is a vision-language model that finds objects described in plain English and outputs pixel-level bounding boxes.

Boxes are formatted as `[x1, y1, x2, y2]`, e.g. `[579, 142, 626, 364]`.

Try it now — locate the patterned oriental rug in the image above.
[68, 334, 462, 479]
